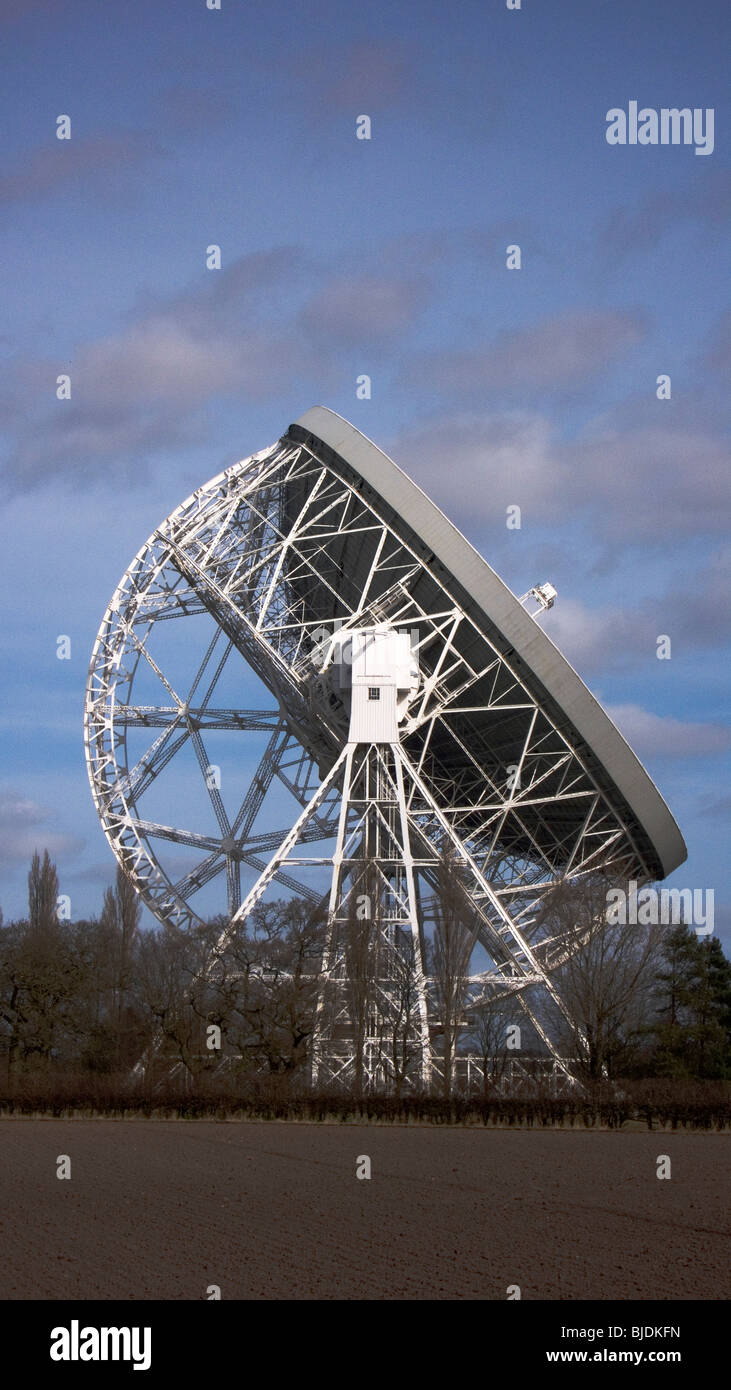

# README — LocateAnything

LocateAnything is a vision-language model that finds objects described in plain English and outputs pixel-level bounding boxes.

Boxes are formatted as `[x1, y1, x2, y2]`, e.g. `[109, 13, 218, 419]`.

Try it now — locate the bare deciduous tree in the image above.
[0, 915, 82, 1076]
[343, 860, 382, 1098]
[431, 848, 473, 1098]
[466, 994, 513, 1098]
[538, 872, 662, 1082]
[380, 926, 423, 1097]
[225, 900, 327, 1075]
[136, 923, 208, 1080]
[28, 849, 59, 933]
[100, 865, 142, 1065]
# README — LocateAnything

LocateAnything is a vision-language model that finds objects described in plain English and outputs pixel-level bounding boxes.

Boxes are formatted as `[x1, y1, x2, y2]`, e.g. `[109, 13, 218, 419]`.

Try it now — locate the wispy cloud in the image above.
[156, 83, 236, 134]
[702, 309, 731, 382]
[544, 599, 652, 675]
[599, 170, 731, 260]
[1, 247, 435, 490]
[299, 274, 429, 348]
[391, 394, 731, 546]
[0, 788, 84, 869]
[0, 0, 57, 24]
[0, 131, 166, 204]
[393, 409, 564, 520]
[402, 308, 647, 396]
[605, 704, 731, 760]
[573, 416, 730, 539]
[543, 550, 730, 675]
[295, 39, 411, 112]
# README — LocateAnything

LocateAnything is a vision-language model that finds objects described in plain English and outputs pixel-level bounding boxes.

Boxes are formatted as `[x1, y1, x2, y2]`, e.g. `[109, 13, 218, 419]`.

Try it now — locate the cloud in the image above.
[393, 409, 565, 522]
[0, 131, 165, 203]
[0, 0, 56, 23]
[299, 274, 429, 348]
[7, 402, 201, 487]
[157, 84, 236, 134]
[2, 249, 432, 491]
[572, 419, 730, 539]
[5, 311, 312, 484]
[0, 250, 306, 488]
[391, 391, 731, 547]
[296, 39, 411, 112]
[403, 308, 647, 396]
[544, 599, 651, 675]
[703, 310, 731, 382]
[64, 861, 120, 888]
[0, 791, 47, 831]
[599, 170, 731, 259]
[0, 788, 84, 868]
[543, 552, 731, 675]
[165, 247, 308, 333]
[605, 705, 731, 760]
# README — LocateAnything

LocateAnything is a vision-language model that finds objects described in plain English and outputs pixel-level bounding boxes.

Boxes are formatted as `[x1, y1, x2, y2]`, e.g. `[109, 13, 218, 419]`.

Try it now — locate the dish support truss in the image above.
[85, 434, 656, 1089]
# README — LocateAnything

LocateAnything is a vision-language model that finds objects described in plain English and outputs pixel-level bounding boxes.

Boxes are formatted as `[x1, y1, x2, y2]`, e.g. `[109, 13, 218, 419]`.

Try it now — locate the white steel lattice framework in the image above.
[84, 408, 686, 1089]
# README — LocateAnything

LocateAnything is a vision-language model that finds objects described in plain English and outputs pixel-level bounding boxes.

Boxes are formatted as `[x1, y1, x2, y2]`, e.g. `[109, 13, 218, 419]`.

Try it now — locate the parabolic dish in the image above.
[85, 404, 685, 958]
[286, 407, 686, 882]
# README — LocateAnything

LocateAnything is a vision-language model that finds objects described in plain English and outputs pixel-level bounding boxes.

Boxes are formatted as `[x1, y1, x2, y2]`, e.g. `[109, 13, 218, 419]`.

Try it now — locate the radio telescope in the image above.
[84, 407, 686, 1089]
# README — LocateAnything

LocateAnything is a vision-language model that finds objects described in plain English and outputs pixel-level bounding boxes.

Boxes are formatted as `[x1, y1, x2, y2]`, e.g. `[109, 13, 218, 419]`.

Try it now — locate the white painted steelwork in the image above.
[85, 408, 686, 1089]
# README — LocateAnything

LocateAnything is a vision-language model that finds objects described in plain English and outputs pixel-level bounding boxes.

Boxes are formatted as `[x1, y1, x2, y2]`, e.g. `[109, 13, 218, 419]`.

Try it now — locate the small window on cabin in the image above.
[368, 687, 380, 701]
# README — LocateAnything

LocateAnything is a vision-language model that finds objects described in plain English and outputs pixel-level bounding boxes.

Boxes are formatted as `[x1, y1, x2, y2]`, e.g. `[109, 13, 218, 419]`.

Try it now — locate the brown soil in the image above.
[0, 1121, 727, 1300]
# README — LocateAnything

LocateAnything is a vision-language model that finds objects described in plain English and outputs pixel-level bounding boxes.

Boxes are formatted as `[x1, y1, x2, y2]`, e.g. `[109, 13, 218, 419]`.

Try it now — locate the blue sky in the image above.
[0, 0, 729, 942]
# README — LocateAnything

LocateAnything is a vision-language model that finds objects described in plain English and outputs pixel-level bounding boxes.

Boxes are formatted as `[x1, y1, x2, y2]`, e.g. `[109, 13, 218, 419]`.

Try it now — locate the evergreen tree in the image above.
[650, 925, 731, 1078]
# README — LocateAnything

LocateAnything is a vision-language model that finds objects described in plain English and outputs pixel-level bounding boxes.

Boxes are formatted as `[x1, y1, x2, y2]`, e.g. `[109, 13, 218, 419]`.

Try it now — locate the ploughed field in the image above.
[0, 1121, 727, 1300]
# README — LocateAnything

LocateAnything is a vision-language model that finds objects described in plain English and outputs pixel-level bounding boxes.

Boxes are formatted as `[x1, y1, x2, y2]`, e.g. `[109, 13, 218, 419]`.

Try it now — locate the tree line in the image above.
[0, 851, 729, 1093]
